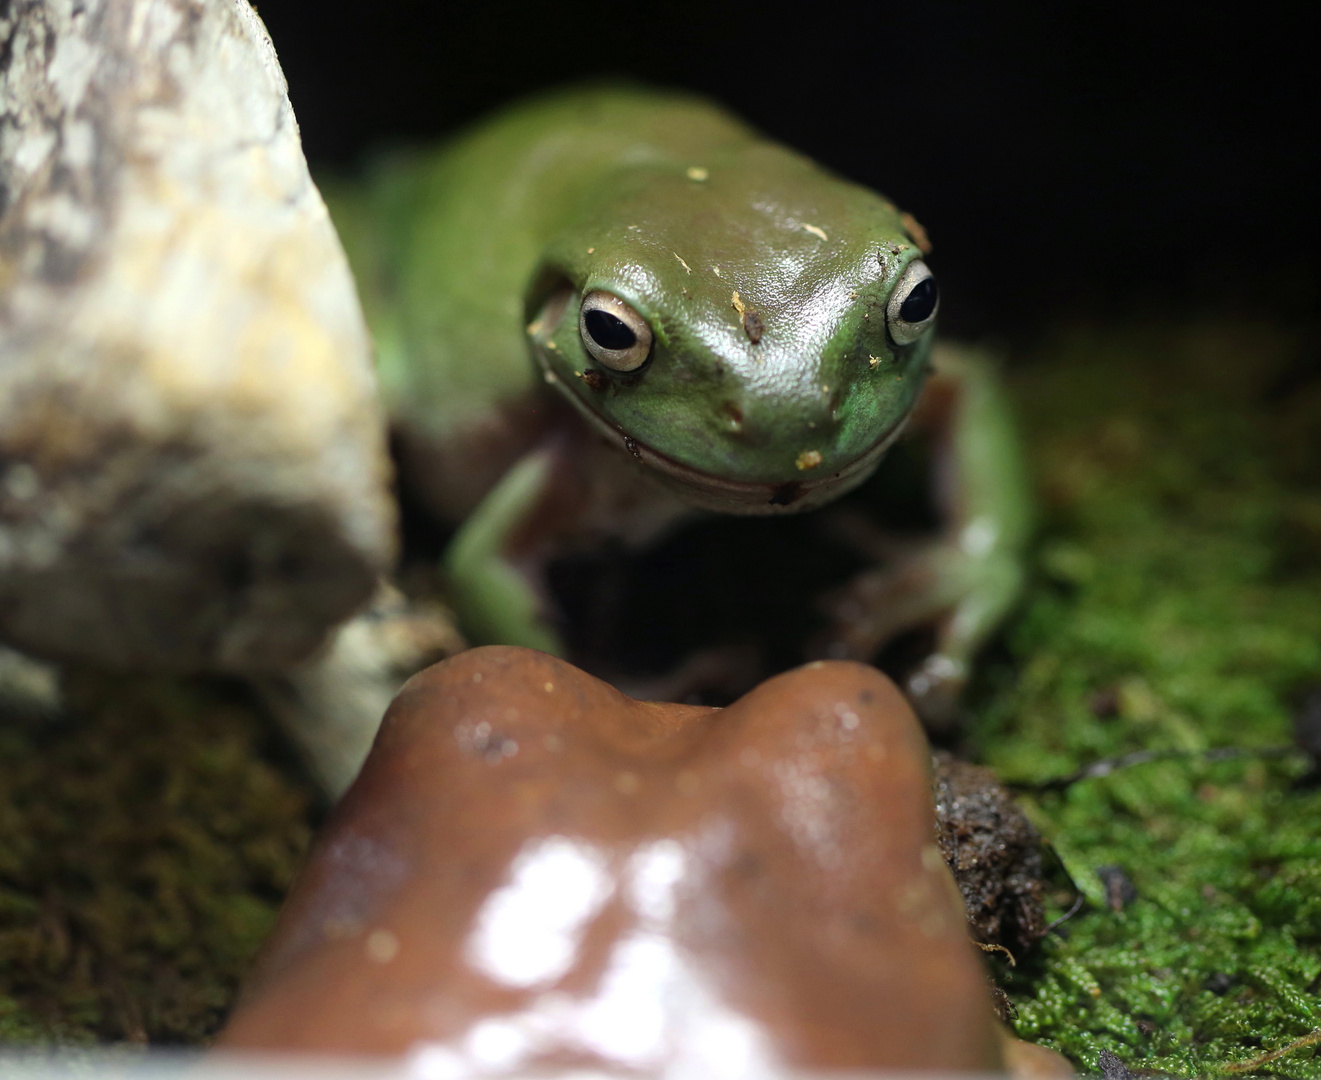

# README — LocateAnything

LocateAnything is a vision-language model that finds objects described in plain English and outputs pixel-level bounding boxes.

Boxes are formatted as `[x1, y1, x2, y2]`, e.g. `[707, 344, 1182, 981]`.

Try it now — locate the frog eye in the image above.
[886, 260, 939, 346]
[579, 291, 653, 372]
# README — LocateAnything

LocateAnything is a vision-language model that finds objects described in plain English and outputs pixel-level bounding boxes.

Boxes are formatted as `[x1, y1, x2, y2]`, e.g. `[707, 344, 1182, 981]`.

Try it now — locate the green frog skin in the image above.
[323, 87, 1031, 721]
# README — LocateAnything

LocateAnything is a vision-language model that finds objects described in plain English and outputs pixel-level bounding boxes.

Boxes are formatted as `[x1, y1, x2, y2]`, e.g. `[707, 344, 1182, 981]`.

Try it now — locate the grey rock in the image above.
[0, 0, 396, 671]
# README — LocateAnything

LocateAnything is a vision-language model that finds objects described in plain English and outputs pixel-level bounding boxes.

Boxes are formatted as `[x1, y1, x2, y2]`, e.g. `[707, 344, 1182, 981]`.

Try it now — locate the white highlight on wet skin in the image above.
[774, 759, 842, 871]
[434, 834, 779, 1078]
[464, 836, 613, 988]
[961, 516, 998, 556]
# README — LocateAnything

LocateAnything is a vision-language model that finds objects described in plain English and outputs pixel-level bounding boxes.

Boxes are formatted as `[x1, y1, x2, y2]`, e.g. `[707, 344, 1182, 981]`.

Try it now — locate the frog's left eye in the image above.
[579, 291, 653, 372]
[886, 260, 939, 346]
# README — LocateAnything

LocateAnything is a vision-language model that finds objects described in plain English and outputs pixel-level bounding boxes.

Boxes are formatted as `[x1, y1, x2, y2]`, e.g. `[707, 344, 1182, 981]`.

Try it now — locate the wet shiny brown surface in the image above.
[221, 647, 1003, 1073]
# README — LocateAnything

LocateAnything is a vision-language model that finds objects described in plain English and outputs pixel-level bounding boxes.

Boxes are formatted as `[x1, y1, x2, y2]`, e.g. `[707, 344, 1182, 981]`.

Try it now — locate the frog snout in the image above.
[717, 395, 840, 445]
[712, 395, 845, 478]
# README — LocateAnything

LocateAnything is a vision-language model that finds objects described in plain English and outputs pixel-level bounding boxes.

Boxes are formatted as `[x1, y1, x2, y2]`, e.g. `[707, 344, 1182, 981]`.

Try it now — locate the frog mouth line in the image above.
[540, 359, 909, 516]
[619, 415, 909, 514]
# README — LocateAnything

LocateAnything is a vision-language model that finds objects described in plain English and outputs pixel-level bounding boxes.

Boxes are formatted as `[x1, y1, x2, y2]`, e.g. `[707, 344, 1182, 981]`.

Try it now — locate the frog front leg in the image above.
[815, 345, 1033, 726]
[442, 446, 569, 656]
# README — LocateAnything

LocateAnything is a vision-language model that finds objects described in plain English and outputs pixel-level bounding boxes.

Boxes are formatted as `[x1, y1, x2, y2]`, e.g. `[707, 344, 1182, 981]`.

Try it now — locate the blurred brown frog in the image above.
[221, 647, 1069, 1077]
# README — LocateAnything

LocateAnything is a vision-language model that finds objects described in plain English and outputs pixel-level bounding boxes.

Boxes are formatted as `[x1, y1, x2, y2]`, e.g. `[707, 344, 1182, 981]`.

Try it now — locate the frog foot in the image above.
[811, 539, 1021, 729]
[811, 540, 964, 661]
[903, 652, 968, 727]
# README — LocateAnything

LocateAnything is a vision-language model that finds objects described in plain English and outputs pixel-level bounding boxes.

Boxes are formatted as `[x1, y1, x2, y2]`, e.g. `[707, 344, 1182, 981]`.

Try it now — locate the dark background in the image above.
[257, 2, 1316, 340]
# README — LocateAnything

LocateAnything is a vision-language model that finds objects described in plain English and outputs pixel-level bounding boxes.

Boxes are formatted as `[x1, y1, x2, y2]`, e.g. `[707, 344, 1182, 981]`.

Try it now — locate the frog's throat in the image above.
[540, 366, 908, 516]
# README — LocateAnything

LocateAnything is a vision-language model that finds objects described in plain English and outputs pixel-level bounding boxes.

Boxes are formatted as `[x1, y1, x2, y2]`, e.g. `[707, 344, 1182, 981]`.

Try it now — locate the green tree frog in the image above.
[323, 86, 1030, 722]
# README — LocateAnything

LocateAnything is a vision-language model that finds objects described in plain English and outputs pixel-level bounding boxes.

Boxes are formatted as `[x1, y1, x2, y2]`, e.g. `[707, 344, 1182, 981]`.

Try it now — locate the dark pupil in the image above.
[584, 309, 637, 351]
[898, 277, 938, 323]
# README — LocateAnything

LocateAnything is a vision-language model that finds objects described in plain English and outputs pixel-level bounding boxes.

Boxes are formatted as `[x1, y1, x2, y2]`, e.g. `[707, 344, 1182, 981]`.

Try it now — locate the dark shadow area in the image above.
[257, 1, 1317, 339]
[546, 437, 938, 701]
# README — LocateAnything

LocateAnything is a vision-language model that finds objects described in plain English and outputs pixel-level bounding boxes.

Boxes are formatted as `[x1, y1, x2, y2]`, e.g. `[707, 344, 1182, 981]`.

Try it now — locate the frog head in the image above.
[524, 145, 937, 514]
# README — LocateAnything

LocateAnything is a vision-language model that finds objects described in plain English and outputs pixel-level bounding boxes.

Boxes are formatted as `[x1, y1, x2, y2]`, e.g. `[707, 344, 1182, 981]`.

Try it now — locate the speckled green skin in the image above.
[324, 87, 1028, 690]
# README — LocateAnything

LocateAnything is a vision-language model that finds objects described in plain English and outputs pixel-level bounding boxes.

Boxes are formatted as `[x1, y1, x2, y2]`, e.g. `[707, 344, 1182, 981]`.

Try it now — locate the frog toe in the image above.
[904, 652, 969, 729]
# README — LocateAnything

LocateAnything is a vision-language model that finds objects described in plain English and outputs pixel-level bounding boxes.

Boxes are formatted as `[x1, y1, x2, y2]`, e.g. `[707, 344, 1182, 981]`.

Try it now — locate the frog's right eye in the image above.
[886, 260, 939, 346]
[579, 291, 653, 372]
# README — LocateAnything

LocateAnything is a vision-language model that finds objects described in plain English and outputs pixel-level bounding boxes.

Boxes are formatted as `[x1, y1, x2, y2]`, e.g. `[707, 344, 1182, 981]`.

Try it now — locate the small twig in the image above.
[1012, 746, 1300, 793]
[1043, 890, 1086, 936]
[1217, 1027, 1321, 1074]
[974, 940, 1017, 966]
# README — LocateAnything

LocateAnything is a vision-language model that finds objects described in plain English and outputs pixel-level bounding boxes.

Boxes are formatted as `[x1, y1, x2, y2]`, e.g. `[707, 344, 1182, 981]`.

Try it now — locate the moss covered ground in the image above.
[977, 319, 1321, 1076]
[0, 676, 314, 1044]
[0, 317, 1317, 1073]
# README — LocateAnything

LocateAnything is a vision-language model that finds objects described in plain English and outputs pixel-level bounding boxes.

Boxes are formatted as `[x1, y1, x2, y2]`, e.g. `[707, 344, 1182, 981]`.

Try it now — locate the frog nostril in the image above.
[719, 400, 745, 433]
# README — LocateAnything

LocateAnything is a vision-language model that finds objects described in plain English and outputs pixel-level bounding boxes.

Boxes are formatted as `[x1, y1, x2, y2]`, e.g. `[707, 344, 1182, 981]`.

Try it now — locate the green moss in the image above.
[0, 675, 315, 1045]
[975, 320, 1321, 1076]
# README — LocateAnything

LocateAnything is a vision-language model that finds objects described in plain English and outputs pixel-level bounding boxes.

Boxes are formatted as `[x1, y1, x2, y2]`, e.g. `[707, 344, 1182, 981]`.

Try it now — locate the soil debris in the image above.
[932, 752, 1048, 955]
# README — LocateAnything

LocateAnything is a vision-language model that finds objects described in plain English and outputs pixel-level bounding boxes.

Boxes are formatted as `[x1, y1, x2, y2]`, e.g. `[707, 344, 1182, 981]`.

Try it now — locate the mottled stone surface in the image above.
[0, 0, 395, 671]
